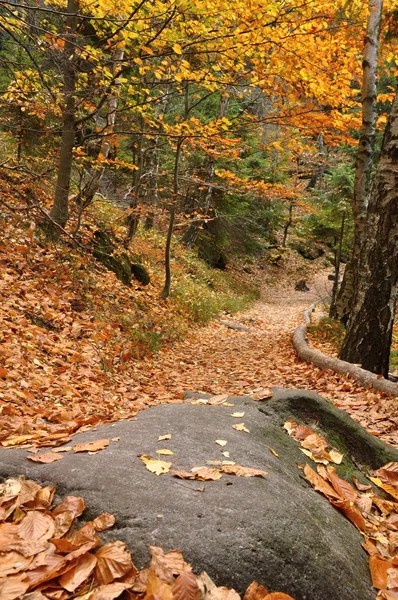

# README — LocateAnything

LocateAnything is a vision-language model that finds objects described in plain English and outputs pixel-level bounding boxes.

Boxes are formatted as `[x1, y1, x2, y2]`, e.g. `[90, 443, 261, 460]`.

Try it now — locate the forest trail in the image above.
[128, 271, 398, 448]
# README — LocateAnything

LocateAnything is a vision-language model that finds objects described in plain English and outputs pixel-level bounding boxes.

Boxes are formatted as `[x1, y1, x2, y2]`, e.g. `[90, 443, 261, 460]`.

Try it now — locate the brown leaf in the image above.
[352, 476, 372, 491]
[327, 470, 357, 502]
[220, 465, 267, 478]
[331, 499, 367, 531]
[53, 496, 86, 519]
[191, 467, 223, 481]
[53, 511, 75, 538]
[91, 582, 129, 600]
[93, 512, 116, 532]
[0, 574, 29, 600]
[18, 511, 55, 541]
[73, 439, 110, 453]
[27, 452, 64, 464]
[369, 556, 394, 589]
[144, 569, 173, 600]
[172, 569, 199, 600]
[303, 464, 341, 499]
[243, 581, 269, 600]
[0, 551, 33, 577]
[149, 546, 187, 580]
[58, 552, 97, 592]
[251, 389, 273, 401]
[95, 541, 134, 584]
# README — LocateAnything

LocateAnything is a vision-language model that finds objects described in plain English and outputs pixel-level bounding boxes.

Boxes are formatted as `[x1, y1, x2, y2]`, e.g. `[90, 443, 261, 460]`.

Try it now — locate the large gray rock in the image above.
[1, 389, 397, 600]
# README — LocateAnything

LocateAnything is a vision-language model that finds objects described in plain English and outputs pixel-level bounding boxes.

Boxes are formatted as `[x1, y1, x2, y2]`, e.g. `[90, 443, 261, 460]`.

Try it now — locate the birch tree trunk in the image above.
[333, 0, 383, 323]
[338, 89, 398, 377]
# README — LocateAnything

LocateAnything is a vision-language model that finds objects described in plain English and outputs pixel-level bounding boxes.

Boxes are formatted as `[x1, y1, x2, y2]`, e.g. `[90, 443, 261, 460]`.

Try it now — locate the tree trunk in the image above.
[335, 0, 383, 323]
[49, 0, 78, 231]
[338, 88, 398, 377]
[73, 44, 125, 228]
[329, 210, 345, 318]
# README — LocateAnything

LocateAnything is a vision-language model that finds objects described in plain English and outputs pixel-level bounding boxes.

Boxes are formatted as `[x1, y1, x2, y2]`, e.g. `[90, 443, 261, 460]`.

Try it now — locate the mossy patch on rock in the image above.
[92, 230, 150, 287]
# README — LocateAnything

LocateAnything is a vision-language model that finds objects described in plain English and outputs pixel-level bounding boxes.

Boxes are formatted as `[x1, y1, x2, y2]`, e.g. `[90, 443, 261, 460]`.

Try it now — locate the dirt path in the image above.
[127, 271, 398, 448]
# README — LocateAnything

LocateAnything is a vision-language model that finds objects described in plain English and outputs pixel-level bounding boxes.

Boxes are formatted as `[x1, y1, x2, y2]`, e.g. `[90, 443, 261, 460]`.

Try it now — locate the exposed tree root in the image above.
[293, 303, 398, 397]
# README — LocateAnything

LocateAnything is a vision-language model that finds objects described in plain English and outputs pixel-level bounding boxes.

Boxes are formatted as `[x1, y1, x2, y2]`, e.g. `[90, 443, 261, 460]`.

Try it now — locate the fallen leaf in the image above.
[221, 465, 267, 478]
[0, 574, 29, 600]
[230, 412, 245, 418]
[156, 449, 174, 456]
[369, 556, 394, 589]
[158, 434, 172, 441]
[93, 513, 116, 532]
[73, 439, 110, 453]
[18, 511, 55, 541]
[352, 476, 372, 491]
[370, 478, 398, 502]
[208, 394, 230, 405]
[27, 452, 64, 464]
[91, 582, 129, 600]
[243, 581, 269, 600]
[95, 541, 134, 584]
[328, 449, 344, 464]
[172, 569, 199, 600]
[251, 389, 273, 401]
[53, 496, 86, 518]
[327, 470, 357, 501]
[59, 552, 97, 591]
[215, 440, 228, 447]
[222, 451, 231, 458]
[331, 499, 367, 531]
[232, 423, 250, 433]
[299, 448, 328, 465]
[139, 455, 171, 475]
[303, 464, 341, 499]
[263, 594, 296, 600]
[191, 467, 223, 481]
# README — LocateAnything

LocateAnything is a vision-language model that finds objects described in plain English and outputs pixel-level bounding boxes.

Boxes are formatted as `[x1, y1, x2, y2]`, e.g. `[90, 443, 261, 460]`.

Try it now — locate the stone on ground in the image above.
[1, 389, 396, 600]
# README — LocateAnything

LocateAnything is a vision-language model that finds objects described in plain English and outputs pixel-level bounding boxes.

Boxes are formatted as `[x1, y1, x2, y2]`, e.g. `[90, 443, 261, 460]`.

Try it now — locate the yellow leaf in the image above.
[215, 440, 228, 446]
[156, 449, 174, 456]
[139, 455, 171, 475]
[232, 423, 250, 433]
[158, 434, 172, 441]
[230, 412, 245, 418]
[173, 43, 183, 55]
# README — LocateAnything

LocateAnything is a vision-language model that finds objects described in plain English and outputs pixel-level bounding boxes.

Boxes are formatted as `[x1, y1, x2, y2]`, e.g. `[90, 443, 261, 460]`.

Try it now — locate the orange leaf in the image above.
[18, 511, 55, 541]
[95, 541, 134, 584]
[172, 569, 199, 600]
[369, 556, 393, 589]
[144, 569, 173, 600]
[243, 581, 269, 600]
[73, 439, 110, 453]
[53, 496, 86, 519]
[91, 582, 129, 600]
[59, 552, 97, 592]
[331, 499, 367, 531]
[0, 574, 29, 600]
[27, 452, 63, 464]
[327, 470, 357, 501]
[220, 465, 267, 478]
[93, 512, 116, 532]
[303, 464, 341, 499]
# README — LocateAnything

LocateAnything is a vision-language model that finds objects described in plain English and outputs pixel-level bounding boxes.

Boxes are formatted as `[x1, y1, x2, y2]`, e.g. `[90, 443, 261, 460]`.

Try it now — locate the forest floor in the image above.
[1, 217, 397, 451]
[127, 269, 398, 448]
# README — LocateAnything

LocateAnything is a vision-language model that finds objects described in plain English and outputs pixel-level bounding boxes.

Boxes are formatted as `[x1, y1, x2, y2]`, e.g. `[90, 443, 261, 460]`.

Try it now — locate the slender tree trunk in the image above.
[329, 210, 346, 318]
[338, 89, 398, 377]
[73, 43, 125, 229]
[335, 0, 383, 323]
[161, 84, 188, 298]
[49, 0, 78, 231]
[282, 201, 294, 247]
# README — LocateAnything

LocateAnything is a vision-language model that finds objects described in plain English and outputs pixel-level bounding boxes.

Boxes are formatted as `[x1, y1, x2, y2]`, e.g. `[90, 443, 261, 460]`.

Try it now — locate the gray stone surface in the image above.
[1, 389, 395, 600]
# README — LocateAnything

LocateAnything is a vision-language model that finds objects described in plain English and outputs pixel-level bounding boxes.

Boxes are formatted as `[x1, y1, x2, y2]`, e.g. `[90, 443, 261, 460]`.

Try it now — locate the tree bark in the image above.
[338, 88, 398, 376]
[335, 0, 383, 323]
[49, 0, 78, 231]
